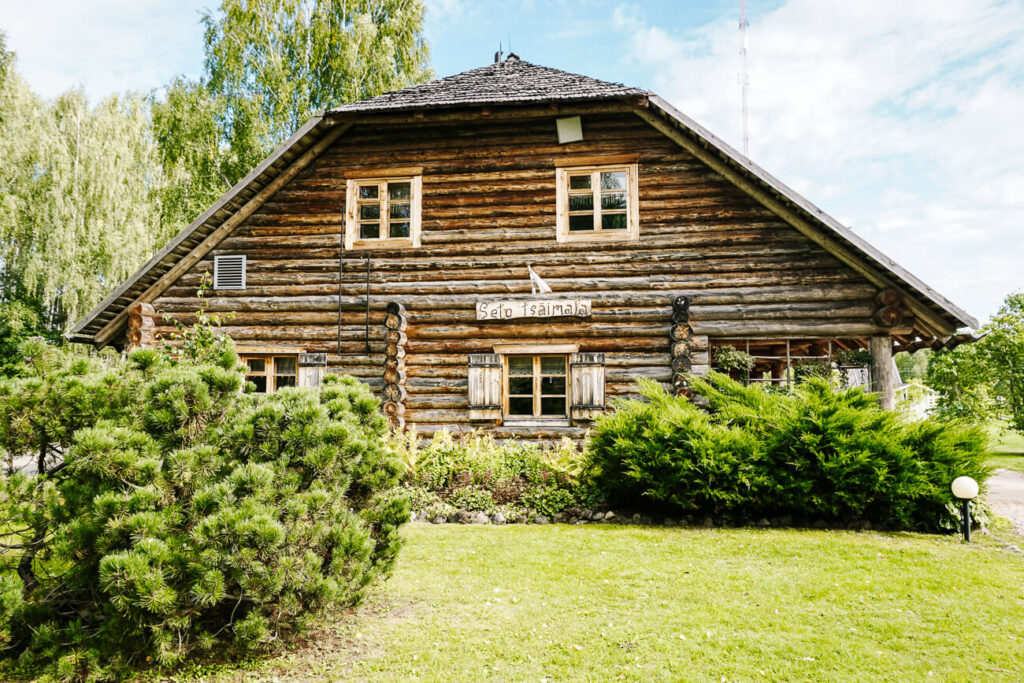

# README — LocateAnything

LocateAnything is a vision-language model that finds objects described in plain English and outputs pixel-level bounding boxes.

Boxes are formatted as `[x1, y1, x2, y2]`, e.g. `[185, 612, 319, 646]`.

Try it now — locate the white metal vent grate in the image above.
[213, 255, 246, 290]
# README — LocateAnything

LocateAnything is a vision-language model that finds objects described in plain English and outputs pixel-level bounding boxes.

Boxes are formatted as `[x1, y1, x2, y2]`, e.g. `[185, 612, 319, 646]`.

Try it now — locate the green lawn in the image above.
[188, 524, 1024, 682]
[988, 423, 1024, 471]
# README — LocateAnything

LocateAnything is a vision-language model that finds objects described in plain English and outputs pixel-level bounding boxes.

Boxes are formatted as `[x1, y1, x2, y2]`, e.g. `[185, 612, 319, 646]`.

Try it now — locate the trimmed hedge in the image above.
[584, 374, 989, 530]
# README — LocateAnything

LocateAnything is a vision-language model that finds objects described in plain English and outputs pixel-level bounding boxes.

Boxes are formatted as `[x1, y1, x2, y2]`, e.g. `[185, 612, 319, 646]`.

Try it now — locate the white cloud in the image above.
[615, 0, 1024, 324]
[0, 0, 206, 100]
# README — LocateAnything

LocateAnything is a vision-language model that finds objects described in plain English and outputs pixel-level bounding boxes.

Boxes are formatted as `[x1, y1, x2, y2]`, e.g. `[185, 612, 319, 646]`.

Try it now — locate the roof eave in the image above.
[68, 113, 335, 344]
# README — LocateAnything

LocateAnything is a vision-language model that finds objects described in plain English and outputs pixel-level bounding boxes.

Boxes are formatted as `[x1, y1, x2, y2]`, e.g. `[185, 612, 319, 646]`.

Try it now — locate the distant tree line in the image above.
[0, 0, 430, 372]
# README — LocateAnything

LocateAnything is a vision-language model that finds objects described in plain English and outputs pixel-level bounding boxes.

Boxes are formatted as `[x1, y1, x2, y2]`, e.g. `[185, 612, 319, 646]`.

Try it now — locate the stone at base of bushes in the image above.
[456, 510, 473, 524]
[553, 512, 566, 523]
[534, 515, 551, 525]
[664, 518, 677, 527]
[632, 513, 642, 524]
[604, 511, 617, 523]
[472, 512, 490, 524]
[779, 515, 794, 527]
[432, 516, 446, 524]
[581, 509, 594, 520]
[702, 516, 714, 527]
[756, 518, 771, 528]
[492, 512, 506, 525]
[812, 519, 828, 529]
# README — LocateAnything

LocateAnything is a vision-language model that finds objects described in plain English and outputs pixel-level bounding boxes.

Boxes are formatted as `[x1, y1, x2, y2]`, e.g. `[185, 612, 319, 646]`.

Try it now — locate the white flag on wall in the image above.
[527, 265, 553, 295]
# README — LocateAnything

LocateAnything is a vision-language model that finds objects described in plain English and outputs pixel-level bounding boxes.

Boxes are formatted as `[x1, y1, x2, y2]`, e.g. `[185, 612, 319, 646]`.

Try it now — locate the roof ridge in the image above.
[330, 57, 646, 114]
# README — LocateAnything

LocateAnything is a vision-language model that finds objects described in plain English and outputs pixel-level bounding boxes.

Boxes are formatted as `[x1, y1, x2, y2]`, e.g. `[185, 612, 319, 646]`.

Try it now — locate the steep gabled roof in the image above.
[68, 57, 977, 346]
[331, 54, 647, 113]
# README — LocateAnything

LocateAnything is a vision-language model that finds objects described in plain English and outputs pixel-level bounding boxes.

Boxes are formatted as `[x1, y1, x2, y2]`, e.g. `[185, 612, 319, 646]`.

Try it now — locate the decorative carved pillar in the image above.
[382, 301, 408, 430]
[126, 302, 157, 351]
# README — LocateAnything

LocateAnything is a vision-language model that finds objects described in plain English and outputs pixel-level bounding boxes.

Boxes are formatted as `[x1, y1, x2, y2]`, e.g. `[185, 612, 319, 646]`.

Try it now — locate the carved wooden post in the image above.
[126, 302, 157, 351]
[382, 302, 408, 430]
[670, 296, 693, 396]
[869, 335, 895, 411]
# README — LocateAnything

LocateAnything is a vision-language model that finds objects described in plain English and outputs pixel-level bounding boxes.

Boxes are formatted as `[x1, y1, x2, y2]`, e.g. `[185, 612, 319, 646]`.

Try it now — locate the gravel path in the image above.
[986, 468, 1024, 535]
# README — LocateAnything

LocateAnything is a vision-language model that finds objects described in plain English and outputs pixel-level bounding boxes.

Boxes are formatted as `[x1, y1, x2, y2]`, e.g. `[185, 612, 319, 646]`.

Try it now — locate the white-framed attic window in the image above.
[344, 168, 423, 250]
[555, 160, 639, 243]
[213, 254, 246, 290]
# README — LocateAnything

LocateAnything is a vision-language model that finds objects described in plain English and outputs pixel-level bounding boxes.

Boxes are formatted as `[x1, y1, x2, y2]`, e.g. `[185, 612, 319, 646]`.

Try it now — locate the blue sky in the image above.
[1, 0, 1022, 325]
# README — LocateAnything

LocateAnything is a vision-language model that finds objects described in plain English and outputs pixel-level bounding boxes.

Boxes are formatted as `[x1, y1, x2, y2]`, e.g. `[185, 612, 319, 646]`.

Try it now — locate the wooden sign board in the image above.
[476, 299, 592, 320]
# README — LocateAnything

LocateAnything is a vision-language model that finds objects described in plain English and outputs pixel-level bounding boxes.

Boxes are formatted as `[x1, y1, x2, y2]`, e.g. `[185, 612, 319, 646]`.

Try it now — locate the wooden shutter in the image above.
[468, 353, 501, 421]
[297, 353, 327, 387]
[213, 254, 246, 290]
[570, 352, 606, 422]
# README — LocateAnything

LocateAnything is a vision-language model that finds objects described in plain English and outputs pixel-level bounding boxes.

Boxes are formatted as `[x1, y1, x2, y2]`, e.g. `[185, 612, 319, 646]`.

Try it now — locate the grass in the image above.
[987, 422, 1024, 472]
[189, 524, 1024, 682]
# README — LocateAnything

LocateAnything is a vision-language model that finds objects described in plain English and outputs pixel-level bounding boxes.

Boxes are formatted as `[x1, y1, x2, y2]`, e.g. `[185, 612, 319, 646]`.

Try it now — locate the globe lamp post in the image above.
[951, 476, 979, 542]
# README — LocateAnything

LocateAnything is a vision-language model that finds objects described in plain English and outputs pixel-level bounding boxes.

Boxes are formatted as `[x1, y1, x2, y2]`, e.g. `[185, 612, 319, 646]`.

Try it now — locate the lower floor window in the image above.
[243, 355, 297, 393]
[505, 355, 567, 418]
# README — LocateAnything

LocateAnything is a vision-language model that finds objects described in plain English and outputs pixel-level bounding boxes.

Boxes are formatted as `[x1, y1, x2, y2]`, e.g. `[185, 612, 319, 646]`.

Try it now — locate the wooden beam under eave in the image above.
[632, 107, 956, 339]
[94, 122, 353, 348]
[329, 98, 646, 127]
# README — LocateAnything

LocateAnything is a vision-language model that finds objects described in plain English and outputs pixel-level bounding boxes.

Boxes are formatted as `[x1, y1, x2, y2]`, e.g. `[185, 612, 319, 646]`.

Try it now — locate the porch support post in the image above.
[869, 335, 895, 411]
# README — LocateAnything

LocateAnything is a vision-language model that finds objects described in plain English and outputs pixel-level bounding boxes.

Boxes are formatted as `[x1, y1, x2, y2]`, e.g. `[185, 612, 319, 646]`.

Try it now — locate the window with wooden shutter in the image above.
[468, 353, 501, 421]
[297, 353, 327, 387]
[213, 254, 246, 289]
[570, 352, 606, 421]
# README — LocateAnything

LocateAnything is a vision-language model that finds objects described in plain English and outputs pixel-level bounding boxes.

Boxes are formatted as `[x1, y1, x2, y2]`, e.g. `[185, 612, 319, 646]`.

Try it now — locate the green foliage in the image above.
[584, 374, 990, 530]
[394, 430, 592, 518]
[926, 342, 996, 423]
[0, 54, 169, 335]
[0, 3, 432, 352]
[0, 301, 50, 378]
[926, 292, 1024, 434]
[895, 349, 931, 381]
[712, 345, 755, 374]
[983, 292, 1024, 432]
[202, 0, 432, 148]
[0, 342, 405, 679]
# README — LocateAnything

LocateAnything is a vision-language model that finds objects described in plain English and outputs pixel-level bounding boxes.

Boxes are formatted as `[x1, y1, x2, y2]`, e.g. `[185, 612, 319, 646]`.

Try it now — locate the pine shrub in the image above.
[584, 374, 989, 529]
[0, 342, 406, 680]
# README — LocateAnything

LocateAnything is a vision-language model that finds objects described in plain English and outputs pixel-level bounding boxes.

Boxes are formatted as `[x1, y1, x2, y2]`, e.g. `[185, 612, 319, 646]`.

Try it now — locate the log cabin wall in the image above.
[149, 108, 884, 439]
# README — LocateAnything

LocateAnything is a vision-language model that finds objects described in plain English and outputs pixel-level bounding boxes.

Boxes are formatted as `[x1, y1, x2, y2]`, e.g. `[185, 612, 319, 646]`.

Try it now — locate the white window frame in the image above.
[555, 161, 639, 243]
[344, 168, 423, 250]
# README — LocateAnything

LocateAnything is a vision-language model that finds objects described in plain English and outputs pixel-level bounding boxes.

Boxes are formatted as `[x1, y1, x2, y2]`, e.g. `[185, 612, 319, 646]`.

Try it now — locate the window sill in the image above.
[501, 418, 571, 428]
[349, 237, 418, 250]
[556, 230, 637, 244]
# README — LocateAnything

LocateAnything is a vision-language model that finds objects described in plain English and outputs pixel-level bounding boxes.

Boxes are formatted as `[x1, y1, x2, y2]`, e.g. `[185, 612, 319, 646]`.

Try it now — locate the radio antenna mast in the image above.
[739, 0, 750, 156]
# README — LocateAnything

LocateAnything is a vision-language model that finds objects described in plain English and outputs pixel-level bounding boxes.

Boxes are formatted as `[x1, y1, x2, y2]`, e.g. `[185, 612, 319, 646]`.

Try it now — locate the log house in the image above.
[68, 55, 976, 438]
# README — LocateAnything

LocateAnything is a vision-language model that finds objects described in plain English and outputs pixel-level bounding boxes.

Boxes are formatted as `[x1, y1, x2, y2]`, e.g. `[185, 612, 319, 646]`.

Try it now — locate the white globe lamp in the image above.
[950, 476, 979, 542]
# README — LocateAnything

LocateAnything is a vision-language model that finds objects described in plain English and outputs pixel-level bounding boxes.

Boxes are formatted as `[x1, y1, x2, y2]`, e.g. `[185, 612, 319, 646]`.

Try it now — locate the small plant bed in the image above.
[189, 525, 1024, 682]
[393, 430, 599, 524]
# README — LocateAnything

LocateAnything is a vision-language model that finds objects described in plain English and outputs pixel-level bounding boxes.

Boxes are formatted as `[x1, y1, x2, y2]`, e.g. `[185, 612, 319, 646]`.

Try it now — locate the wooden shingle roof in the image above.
[331, 55, 647, 113]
